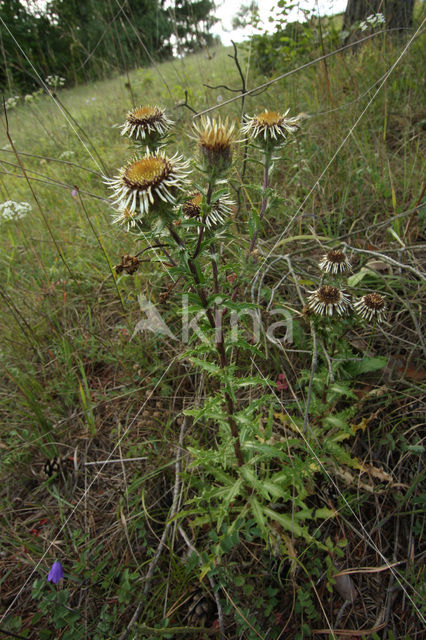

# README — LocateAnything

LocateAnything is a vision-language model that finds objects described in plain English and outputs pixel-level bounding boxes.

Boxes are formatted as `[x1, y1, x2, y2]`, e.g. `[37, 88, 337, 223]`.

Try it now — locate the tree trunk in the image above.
[343, 0, 415, 31]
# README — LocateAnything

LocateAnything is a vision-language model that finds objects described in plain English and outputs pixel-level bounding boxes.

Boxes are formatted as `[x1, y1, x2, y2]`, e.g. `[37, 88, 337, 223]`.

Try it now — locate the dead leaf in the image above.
[394, 360, 426, 381]
[365, 259, 392, 274]
[350, 417, 369, 434]
[334, 573, 358, 602]
[274, 412, 301, 434]
[354, 386, 388, 402]
[281, 533, 298, 577]
[333, 466, 375, 493]
[357, 462, 393, 483]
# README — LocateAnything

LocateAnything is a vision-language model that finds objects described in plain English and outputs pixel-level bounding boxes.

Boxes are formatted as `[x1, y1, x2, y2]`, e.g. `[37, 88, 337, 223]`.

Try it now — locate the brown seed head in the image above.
[363, 293, 385, 310]
[318, 285, 341, 304]
[354, 292, 386, 322]
[114, 254, 140, 275]
[319, 249, 351, 274]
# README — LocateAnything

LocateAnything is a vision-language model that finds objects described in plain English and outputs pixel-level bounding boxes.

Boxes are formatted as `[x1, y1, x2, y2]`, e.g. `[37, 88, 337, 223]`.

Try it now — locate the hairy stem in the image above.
[191, 179, 214, 260]
[167, 223, 244, 467]
[247, 150, 272, 256]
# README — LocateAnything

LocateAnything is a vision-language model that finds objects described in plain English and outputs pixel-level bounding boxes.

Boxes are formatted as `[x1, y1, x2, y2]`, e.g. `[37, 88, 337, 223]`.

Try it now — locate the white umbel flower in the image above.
[105, 149, 190, 221]
[0, 200, 31, 222]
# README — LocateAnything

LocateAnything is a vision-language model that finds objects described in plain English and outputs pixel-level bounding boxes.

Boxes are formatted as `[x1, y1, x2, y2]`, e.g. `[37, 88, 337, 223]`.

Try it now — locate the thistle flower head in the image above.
[319, 249, 351, 274]
[307, 285, 352, 317]
[120, 105, 173, 144]
[182, 191, 202, 219]
[192, 116, 237, 172]
[354, 293, 386, 323]
[47, 560, 64, 584]
[181, 190, 234, 228]
[111, 206, 140, 230]
[105, 149, 190, 225]
[241, 108, 304, 147]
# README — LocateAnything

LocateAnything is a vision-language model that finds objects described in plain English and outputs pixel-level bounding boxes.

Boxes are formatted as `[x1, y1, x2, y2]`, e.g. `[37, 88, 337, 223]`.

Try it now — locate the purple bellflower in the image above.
[47, 560, 64, 584]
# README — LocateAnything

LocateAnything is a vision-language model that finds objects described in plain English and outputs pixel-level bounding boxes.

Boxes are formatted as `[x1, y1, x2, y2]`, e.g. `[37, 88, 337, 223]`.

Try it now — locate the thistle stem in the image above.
[366, 320, 377, 354]
[191, 179, 214, 260]
[247, 150, 272, 256]
[167, 221, 244, 467]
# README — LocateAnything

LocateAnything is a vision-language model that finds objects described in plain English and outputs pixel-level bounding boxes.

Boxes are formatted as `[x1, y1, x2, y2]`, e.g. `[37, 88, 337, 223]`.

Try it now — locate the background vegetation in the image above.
[0, 0, 217, 92]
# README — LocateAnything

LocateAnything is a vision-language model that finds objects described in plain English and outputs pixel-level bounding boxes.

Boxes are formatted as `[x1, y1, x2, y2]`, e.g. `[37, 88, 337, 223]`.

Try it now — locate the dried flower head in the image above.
[114, 254, 140, 275]
[241, 108, 304, 146]
[186, 584, 217, 628]
[105, 149, 190, 222]
[120, 105, 173, 142]
[43, 457, 61, 478]
[47, 561, 64, 585]
[354, 293, 386, 323]
[307, 285, 352, 317]
[319, 249, 351, 274]
[192, 116, 237, 171]
[181, 191, 234, 228]
[43, 456, 73, 478]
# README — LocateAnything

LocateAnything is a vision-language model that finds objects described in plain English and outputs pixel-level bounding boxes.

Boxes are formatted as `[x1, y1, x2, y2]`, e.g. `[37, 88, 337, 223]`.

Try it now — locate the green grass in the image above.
[1, 29, 425, 639]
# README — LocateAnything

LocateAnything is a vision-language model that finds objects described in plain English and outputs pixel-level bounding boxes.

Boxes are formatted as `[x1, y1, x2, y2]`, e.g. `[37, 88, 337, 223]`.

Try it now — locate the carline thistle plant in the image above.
[192, 115, 237, 176]
[103, 103, 336, 553]
[103, 103, 386, 559]
[121, 105, 174, 140]
[120, 105, 174, 151]
[241, 108, 304, 148]
[105, 106, 246, 470]
[354, 292, 387, 323]
[241, 108, 305, 255]
[104, 149, 190, 228]
[307, 285, 352, 317]
[306, 248, 387, 324]
[180, 190, 234, 229]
